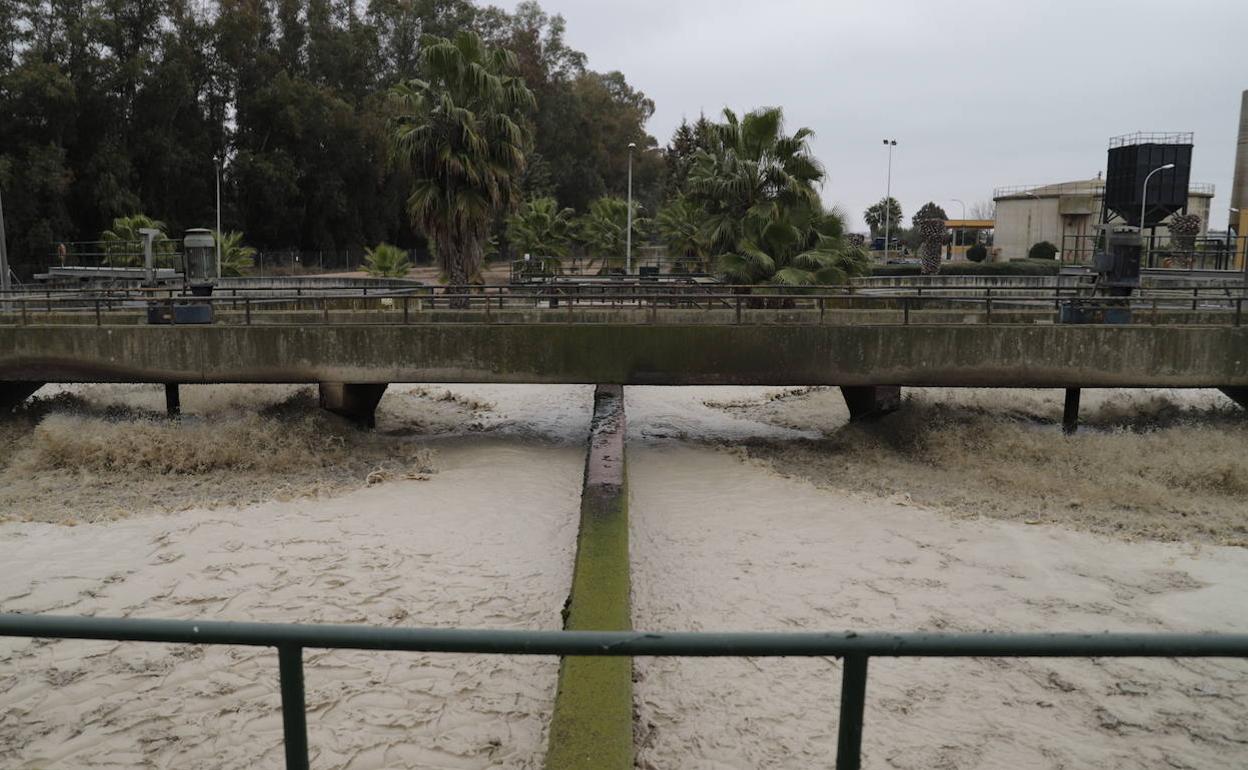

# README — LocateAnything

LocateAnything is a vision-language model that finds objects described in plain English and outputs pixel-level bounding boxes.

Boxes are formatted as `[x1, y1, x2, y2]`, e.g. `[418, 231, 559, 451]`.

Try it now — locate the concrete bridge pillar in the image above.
[318, 383, 388, 428]
[840, 385, 901, 421]
[1220, 387, 1248, 410]
[1, 382, 43, 414]
[1063, 388, 1081, 434]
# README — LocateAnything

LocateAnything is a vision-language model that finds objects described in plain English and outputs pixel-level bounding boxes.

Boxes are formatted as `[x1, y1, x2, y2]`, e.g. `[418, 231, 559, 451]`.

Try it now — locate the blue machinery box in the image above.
[1058, 301, 1131, 325]
[146, 303, 214, 325]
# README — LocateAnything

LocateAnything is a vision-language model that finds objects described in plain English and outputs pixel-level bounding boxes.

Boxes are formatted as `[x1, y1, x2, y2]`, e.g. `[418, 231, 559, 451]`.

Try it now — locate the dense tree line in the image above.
[0, 0, 663, 273]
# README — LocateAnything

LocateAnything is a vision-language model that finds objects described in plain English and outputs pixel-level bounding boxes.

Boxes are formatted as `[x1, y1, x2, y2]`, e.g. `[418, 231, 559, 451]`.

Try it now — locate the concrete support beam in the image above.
[546, 384, 632, 770]
[317, 383, 388, 428]
[841, 385, 902, 421]
[1063, 388, 1081, 434]
[0, 382, 44, 413]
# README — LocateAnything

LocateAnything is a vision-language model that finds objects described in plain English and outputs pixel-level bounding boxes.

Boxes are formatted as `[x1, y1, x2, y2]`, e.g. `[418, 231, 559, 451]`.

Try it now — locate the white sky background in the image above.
[496, 0, 1248, 231]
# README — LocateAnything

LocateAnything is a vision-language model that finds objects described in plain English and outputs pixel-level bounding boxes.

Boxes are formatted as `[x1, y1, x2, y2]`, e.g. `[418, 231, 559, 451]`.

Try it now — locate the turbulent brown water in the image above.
[0, 385, 454, 523]
[713, 387, 1248, 545]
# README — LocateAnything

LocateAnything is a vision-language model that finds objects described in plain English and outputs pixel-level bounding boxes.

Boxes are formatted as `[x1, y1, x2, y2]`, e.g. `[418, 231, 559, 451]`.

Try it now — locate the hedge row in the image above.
[869, 258, 1062, 277]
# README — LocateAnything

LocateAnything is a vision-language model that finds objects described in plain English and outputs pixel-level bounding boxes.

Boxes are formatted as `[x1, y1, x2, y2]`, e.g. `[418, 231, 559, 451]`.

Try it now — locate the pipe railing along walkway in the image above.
[2, 289, 1247, 327]
[1, 613, 1245, 770]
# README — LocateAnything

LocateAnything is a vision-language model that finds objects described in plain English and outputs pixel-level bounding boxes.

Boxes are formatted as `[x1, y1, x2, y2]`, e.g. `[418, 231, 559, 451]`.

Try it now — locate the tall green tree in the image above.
[688, 107, 823, 257]
[387, 31, 535, 288]
[656, 195, 709, 269]
[576, 195, 648, 272]
[864, 196, 903, 237]
[718, 202, 868, 286]
[912, 201, 948, 227]
[507, 196, 575, 259]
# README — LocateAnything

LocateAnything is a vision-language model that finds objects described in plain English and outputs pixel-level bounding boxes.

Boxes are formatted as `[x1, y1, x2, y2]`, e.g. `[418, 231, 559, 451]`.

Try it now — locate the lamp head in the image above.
[1161, 163, 1176, 170]
[628, 142, 637, 149]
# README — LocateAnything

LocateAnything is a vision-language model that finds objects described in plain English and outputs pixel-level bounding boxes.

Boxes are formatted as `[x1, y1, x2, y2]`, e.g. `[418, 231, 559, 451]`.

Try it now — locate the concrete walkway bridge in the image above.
[3, 282, 1248, 431]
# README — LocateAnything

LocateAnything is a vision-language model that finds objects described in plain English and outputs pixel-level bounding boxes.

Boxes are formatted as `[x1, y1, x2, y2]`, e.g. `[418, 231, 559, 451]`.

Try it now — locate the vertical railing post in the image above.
[735, 295, 742, 325]
[245, 298, 252, 326]
[902, 296, 910, 326]
[835, 655, 869, 770]
[1237, 298, 1242, 328]
[278, 645, 309, 770]
[95, 299, 102, 327]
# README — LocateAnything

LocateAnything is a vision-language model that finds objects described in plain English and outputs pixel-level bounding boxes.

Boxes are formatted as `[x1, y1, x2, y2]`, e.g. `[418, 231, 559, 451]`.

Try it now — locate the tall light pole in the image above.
[1140, 162, 1176, 262]
[951, 198, 966, 220]
[0, 182, 9, 295]
[213, 154, 223, 279]
[626, 142, 636, 275]
[882, 139, 897, 260]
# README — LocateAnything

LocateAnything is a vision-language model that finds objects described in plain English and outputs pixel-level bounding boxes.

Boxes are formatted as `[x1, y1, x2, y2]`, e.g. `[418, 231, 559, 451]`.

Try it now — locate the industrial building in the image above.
[992, 175, 1213, 262]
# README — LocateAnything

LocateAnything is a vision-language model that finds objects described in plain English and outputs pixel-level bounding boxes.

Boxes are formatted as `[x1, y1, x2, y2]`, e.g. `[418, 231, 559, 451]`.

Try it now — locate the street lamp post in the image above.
[213, 155, 223, 279]
[626, 142, 636, 275]
[951, 198, 966, 220]
[0, 183, 9, 296]
[882, 139, 897, 260]
[1140, 163, 1176, 263]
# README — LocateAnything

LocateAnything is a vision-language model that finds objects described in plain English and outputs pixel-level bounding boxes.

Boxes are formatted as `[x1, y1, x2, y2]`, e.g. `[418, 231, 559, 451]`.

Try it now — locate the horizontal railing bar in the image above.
[2, 614, 1246, 657]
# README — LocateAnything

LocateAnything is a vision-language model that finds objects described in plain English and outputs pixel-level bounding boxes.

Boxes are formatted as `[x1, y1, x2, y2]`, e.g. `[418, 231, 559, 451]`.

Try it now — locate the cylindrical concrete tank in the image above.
[1232, 90, 1248, 229]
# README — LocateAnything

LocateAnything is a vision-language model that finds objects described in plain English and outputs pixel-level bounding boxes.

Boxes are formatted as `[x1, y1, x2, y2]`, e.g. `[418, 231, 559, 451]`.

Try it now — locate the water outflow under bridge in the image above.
[3, 321, 1248, 430]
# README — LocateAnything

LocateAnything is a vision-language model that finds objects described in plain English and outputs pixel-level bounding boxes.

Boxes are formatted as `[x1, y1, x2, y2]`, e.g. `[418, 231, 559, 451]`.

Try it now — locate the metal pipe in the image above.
[2, 614, 1247, 658]
[836, 656, 869, 770]
[278, 645, 309, 770]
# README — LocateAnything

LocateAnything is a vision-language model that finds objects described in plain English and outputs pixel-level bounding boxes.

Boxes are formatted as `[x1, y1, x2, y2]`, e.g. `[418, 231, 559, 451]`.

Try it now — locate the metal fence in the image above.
[509, 255, 709, 282]
[4, 283, 1248, 328]
[0, 613, 1244, 770]
[1060, 234, 1247, 271]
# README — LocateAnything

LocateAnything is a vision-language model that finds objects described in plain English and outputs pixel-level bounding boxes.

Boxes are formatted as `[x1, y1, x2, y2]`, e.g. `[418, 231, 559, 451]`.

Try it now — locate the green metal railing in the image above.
[1, 613, 1246, 769]
[4, 284, 1248, 328]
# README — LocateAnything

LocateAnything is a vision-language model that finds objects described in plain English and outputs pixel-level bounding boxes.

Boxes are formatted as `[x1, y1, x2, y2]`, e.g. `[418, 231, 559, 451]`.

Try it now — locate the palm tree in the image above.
[387, 31, 535, 299]
[211, 230, 256, 277]
[101, 214, 172, 267]
[575, 196, 649, 273]
[506, 196, 575, 272]
[364, 244, 412, 278]
[718, 203, 869, 287]
[656, 195, 709, 271]
[687, 107, 824, 257]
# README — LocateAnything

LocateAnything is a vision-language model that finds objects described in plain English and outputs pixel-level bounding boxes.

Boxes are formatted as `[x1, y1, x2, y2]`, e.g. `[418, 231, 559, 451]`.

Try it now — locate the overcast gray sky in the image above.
[498, 0, 1247, 231]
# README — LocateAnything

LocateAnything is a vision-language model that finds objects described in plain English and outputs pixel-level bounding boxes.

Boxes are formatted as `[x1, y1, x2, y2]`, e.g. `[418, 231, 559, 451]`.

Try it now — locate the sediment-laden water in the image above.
[1, 383, 1246, 768]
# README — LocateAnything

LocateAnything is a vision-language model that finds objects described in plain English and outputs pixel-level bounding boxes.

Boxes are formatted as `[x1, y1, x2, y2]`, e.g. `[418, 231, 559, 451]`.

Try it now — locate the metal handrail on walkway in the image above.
[0, 613, 1245, 770]
[2, 288, 1247, 328]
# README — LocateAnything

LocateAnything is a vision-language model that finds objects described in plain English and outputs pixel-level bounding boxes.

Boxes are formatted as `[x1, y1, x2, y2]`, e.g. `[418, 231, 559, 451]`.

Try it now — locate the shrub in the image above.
[363, 243, 412, 277]
[940, 259, 1061, 276]
[1028, 240, 1058, 260]
[966, 243, 988, 263]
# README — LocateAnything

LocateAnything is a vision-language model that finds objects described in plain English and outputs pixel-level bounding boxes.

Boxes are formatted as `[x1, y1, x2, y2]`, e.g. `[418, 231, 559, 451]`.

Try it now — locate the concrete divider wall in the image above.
[546, 384, 632, 770]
